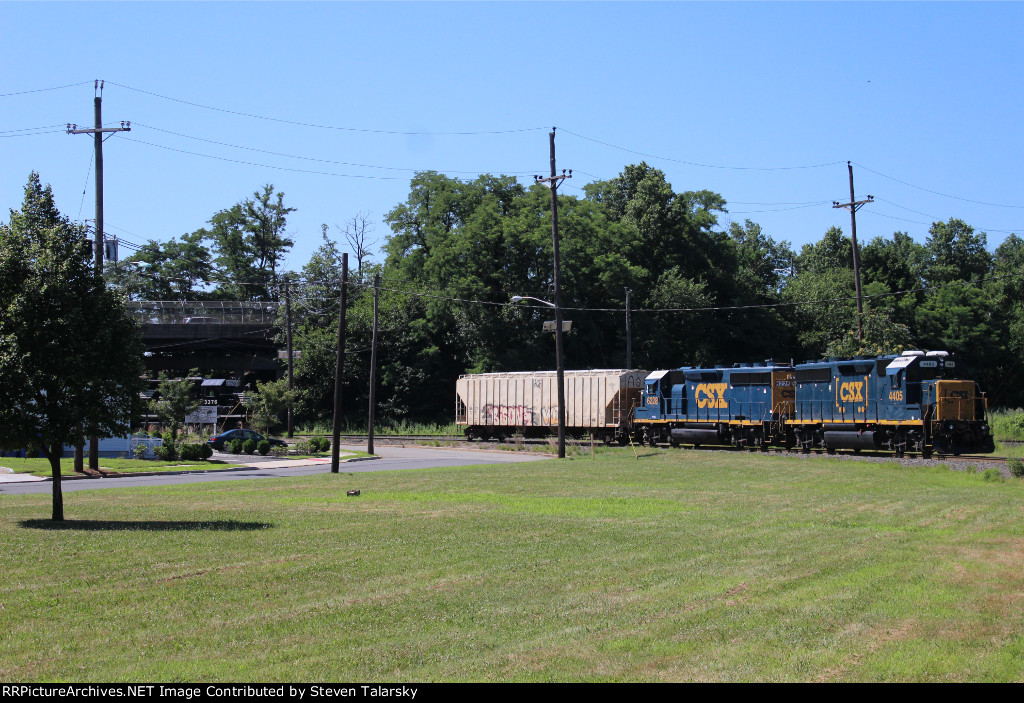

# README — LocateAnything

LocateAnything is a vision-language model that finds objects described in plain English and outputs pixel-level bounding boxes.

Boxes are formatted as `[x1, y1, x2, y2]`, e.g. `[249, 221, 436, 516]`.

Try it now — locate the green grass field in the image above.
[0, 457, 245, 477]
[2, 450, 1024, 682]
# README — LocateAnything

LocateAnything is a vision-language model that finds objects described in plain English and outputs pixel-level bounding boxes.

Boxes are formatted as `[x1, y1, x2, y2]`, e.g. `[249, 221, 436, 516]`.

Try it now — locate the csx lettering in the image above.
[839, 382, 865, 402]
[695, 383, 728, 409]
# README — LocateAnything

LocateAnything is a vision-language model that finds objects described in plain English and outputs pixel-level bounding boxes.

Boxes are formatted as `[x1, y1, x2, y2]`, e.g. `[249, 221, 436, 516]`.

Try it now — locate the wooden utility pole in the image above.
[284, 279, 294, 438]
[367, 273, 380, 456]
[833, 161, 873, 344]
[67, 80, 130, 469]
[534, 128, 571, 459]
[625, 287, 632, 369]
[330, 253, 348, 473]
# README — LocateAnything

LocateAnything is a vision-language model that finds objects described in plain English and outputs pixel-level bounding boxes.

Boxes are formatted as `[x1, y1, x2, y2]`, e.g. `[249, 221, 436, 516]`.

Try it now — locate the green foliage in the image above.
[228, 438, 244, 454]
[179, 443, 206, 462]
[198, 184, 295, 301]
[257, 439, 270, 456]
[0, 172, 147, 519]
[153, 444, 175, 461]
[1007, 459, 1024, 479]
[989, 410, 1024, 441]
[244, 378, 295, 436]
[201, 443, 213, 460]
[150, 373, 201, 438]
[103, 232, 212, 301]
[980, 468, 1003, 483]
[924, 218, 992, 285]
[242, 438, 257, 454]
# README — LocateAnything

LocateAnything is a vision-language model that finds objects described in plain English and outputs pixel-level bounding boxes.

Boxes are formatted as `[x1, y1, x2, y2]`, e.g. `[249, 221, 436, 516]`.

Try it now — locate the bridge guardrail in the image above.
[127, 301, 281, 325]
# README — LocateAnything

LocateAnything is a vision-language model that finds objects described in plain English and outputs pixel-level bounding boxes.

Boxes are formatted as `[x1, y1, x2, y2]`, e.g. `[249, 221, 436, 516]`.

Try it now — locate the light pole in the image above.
[512, 295, 565, 458]
[531, 128, 572, 459]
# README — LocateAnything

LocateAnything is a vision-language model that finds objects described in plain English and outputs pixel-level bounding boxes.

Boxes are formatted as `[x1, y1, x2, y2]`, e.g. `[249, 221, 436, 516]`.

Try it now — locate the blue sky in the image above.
[2, 1, 1022, 274]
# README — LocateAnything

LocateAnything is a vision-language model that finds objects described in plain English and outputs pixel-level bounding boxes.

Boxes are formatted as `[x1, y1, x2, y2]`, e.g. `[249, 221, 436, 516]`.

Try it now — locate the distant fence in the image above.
[127, 301, 281, 325]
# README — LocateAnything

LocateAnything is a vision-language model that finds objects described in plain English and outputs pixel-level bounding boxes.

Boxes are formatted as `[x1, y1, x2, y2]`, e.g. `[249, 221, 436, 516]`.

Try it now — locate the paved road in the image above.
[0, 445, 549, 495]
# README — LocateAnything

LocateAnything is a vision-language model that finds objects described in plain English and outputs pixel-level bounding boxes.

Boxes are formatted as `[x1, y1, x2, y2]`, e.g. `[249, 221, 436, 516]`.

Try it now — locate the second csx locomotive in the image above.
[632, 351, 994, 457]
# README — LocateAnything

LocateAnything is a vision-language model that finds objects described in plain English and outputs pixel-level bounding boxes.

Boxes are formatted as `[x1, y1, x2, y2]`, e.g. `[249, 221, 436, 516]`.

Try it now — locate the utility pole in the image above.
[67, 80, 130, 469]
[534, 128, 571, 459]
[284, 279, 294, 438]
[625, 288, 632, 369]
[367, 273, 380, 456]
[833, 161, 873, 344]
[330, 253, 348, 473]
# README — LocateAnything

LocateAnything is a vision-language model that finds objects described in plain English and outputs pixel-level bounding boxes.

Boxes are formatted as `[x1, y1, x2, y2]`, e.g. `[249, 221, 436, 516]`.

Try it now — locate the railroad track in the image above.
[321, 434, 1017, 463]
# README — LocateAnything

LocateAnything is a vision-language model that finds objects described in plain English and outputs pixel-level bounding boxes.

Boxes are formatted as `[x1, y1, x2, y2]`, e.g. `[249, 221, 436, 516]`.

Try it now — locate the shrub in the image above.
[153, 445, 173, 461]
[311, 436, 330, 453]
[257, 440, 271, 456]
[178, 443, 210, 462]
[1009, 459, 1024, 478]
[242, 439, 257, 454]
[228, 438, 244, 454]
[133, 443, 149, 460]
[981, 468, 1003, 483]
[156, 432, 176, 461]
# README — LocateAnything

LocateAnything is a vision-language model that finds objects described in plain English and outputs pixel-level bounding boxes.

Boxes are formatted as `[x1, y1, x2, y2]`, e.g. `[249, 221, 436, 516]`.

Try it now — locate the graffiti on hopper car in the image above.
[482, 404, 536, 426]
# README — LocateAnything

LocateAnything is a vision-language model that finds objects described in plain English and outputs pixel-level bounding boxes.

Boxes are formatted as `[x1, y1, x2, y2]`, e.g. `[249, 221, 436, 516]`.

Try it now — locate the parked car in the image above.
[208, 429, 287, 451]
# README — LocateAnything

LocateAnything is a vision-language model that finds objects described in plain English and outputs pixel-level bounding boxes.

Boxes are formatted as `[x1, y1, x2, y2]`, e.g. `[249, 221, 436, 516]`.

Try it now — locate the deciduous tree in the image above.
[0, 173, 146, 520]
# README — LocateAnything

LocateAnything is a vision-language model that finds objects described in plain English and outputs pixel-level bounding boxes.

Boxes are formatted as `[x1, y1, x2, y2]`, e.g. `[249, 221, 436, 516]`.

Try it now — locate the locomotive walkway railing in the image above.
[126, 301, 281, 325]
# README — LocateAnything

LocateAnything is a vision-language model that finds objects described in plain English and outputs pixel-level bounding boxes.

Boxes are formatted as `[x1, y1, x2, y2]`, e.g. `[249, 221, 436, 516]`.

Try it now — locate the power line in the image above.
[107, 82, 547, 136]
[0, 81, 94, 98]
[853, 162, 1024, 209]
[132, 122, 538, 175]
[560, 129, 845, 171]
[120, 136, 407, 180]
[867, 198, 1022, 235]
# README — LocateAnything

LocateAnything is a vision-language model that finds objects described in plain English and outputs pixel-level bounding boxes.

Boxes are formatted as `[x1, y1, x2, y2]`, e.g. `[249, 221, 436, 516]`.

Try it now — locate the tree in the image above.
[243, 378, 295, 436]
[339, 212, 377, 279]
[199, 185, 295, 301]
[0, 173, 146, 520]
[103, 232, 213, 301]
[150, 371, 201, 439]
[923, 218, 991, 285]
[780, 227, 858, 358]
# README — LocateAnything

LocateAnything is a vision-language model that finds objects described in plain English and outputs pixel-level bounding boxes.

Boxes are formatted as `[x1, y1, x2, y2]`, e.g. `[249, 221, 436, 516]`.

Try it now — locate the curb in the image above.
[19, 454, 382, 482]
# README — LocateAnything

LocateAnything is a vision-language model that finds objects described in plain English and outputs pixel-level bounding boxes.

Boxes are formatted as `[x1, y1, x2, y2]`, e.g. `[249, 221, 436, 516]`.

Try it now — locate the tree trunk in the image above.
[48, 444, 64, 522]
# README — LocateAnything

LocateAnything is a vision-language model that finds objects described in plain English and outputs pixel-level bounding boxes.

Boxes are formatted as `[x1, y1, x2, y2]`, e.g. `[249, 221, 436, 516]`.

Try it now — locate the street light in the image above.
[512, 294, 565, 458]
[510, 295, 554, 307]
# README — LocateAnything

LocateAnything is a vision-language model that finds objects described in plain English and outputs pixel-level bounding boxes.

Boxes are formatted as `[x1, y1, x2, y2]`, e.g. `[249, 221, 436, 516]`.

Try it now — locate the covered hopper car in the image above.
[456, 369, 646, 444]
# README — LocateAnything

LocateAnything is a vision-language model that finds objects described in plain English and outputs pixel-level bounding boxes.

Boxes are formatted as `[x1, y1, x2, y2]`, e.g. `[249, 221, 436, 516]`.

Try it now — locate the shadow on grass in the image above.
[19, 519, 273, 532]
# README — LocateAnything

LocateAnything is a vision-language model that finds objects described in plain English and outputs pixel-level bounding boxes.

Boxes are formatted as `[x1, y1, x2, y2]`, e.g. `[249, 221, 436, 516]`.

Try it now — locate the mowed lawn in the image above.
[2, 450, 1024, 682]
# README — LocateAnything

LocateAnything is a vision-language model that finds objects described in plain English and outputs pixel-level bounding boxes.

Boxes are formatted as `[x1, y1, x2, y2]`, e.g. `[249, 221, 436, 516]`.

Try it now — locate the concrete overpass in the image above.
[128, 301, 284, 377]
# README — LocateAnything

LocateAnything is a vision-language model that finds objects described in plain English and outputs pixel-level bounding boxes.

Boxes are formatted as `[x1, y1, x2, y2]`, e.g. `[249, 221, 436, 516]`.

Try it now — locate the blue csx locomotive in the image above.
[632, 351, 994, 457]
